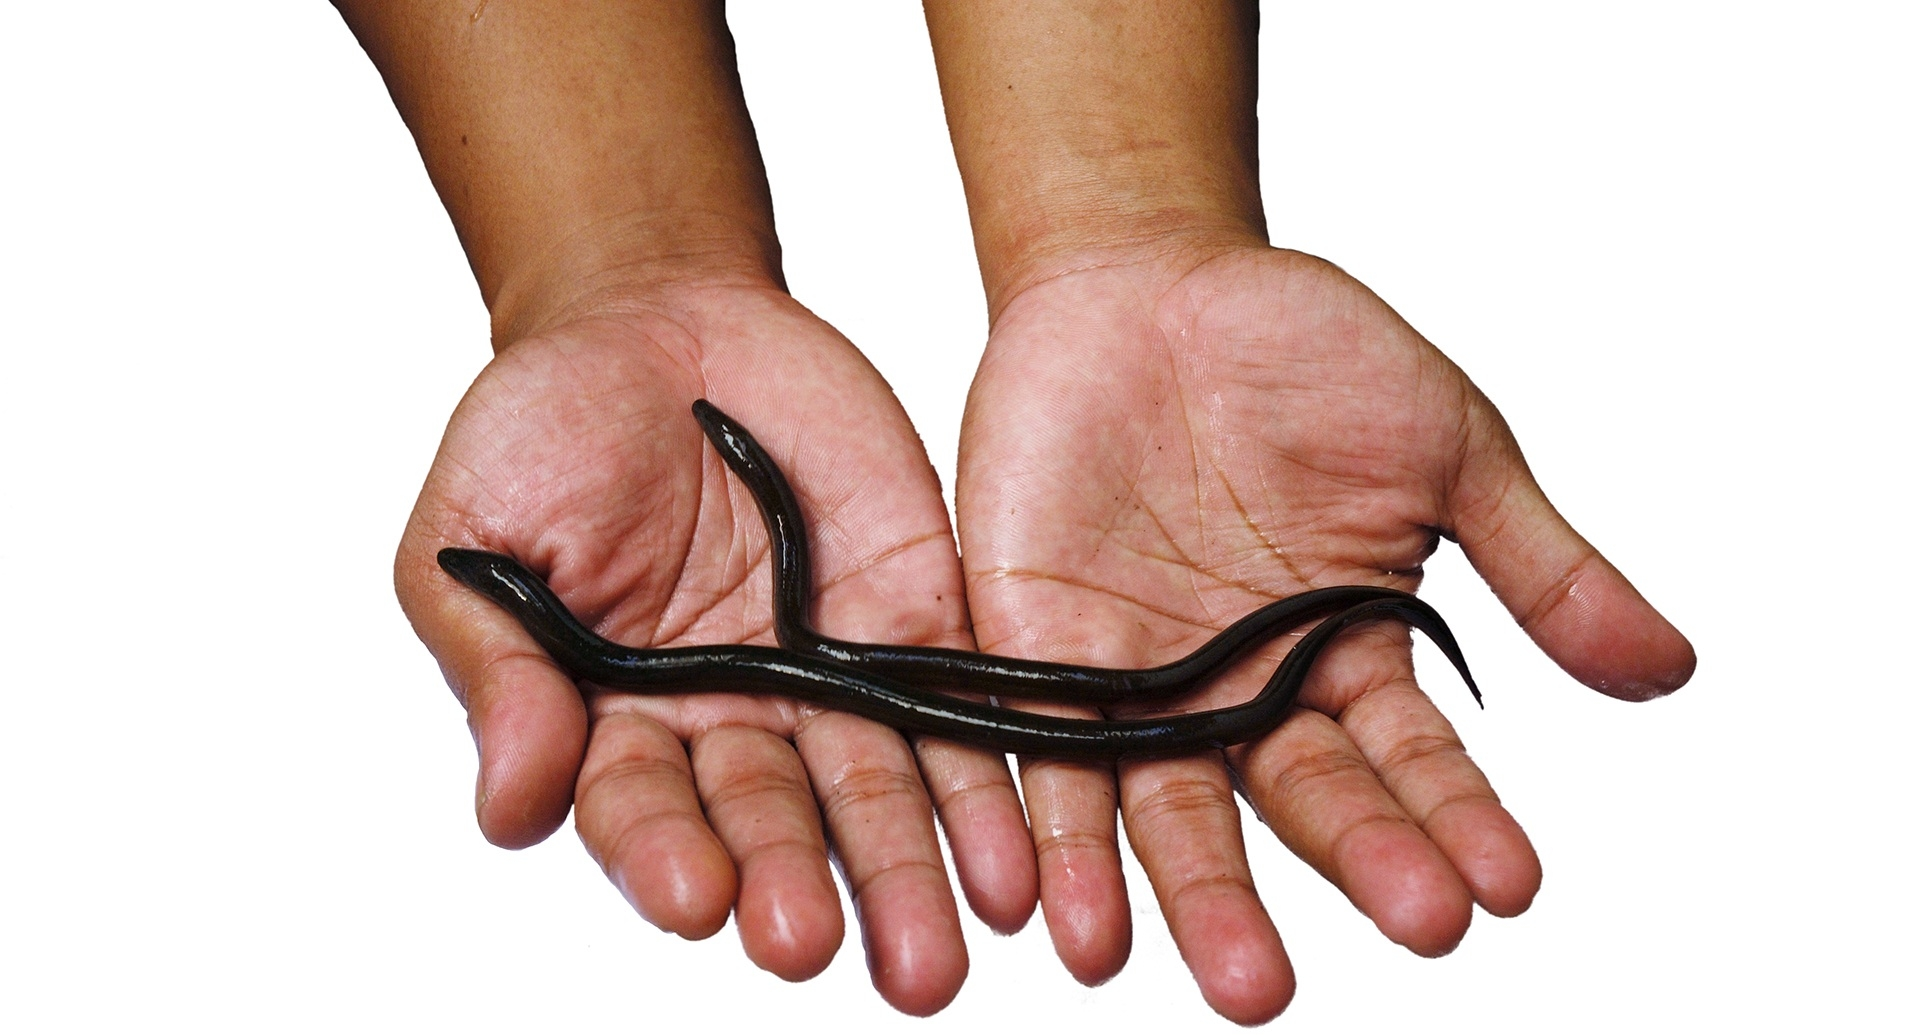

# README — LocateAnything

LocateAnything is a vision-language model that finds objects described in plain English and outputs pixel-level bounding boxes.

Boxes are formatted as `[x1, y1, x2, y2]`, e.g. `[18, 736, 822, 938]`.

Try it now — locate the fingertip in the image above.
[690, 725, 847, 980]
[962, 848, 1040, 937]
[864, 902, 970, 1016]
[875, 970, 968, 1018]
[1177, 894, 1295, 1025]
[1021, 759, 1131, 984]
[607, 826, 738, 940]
[915, 742, 1039, 935]
[577, 713, 740, 940]
[1340, 821, 1475, 957]
[1474, 850, 1543, 919]
[1200, 961, 1295, 1028]
[858, 863, 970, 1015]
[1451, 446, 1696, 702]
[732, 840, 845, 980]
[1429, 799, 1542, 919]
[398, 535, 591, 849]
[795, 714, 971, 1014]
[945, 779, 1040, 936]
[1550, 570, 1698, 702]
[1585, 631, 1696, 703]
[1045, 885, 1131, 987]
[857, 865, 970, 1014]
[474, 774, 568, 851]
[1382, 896, 1472, 959]
[468, 663, 589, 849]
[738, 875, 845, 981]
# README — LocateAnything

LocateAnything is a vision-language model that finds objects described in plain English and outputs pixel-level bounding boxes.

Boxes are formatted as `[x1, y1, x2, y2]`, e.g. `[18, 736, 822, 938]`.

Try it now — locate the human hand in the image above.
[394, 282, 1036, 1014]
[955, 242, 1695, 1022]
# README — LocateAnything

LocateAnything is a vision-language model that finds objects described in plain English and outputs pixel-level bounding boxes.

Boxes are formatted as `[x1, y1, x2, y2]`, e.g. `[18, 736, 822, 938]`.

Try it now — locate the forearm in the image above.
[333, 0, 780, 344]
[923, 0, 1265, 316]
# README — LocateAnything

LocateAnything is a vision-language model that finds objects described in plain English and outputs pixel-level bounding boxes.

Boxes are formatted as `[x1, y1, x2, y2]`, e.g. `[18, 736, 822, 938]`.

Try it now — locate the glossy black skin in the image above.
[691, 399, 1481, 707]
[432, 401, 1480, 759]
[437, 547, 1476, 759]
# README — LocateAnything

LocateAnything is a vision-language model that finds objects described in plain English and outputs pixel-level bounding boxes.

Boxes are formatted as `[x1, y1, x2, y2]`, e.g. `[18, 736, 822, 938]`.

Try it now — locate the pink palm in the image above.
[396, 284, 1034, 1015]
[957, 246, 1693, 1022]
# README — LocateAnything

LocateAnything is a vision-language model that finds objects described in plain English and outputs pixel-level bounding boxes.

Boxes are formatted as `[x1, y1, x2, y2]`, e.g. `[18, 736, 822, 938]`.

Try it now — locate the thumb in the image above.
[1446, 413, 1696, 701]
[395, 528, 589, 847]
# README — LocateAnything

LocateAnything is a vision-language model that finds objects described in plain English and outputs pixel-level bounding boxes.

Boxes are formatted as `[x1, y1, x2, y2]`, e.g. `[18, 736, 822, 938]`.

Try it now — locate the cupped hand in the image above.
[955, 244, 1695, 1023]
[395, 282, 1036, 1014]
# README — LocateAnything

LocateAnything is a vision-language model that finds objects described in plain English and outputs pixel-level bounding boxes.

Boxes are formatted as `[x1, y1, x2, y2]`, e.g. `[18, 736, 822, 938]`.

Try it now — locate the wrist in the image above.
[337, 0, 784, 346]
[487, 210, 783, 348]
[978, 213, 1266, 324]
[924, 0, 1266, 319]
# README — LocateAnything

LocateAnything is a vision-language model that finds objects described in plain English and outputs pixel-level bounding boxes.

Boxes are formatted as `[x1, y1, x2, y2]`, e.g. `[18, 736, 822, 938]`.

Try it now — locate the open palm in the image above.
[394, 284, 1033, 1014]
[956, 245, 1694, 1022]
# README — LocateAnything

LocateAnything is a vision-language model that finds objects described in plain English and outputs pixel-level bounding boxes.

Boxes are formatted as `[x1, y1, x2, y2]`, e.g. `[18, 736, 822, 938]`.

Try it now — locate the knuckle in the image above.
[1516, 551, 1603, 633]
[1325, 811, 1420, 870]
[1272, 745, 1373, 798]
[1418, 788, 1502, 827]
[581, 753, 690, 797]
[1126, 773, 1235, 831]
[1374, 731, 1468, 775]
[585, 804, 706, 877]
[1019, 756, 1115, 783]
[737, 830, 825, 870]
[820, 764, 927, 824]
[701, 767, 811, 817]
[844, 855, 947, 902]
[1162, 871, 1257, 916]
[927, 773, 1001, 811]
[1033, 826, 1117, 860]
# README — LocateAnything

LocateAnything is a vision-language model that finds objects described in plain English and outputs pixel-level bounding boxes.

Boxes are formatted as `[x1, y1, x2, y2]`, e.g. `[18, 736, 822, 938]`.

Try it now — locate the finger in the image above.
[1017, 753, 1132, 987]
[395, 536, 587, 848]
[1331, 636, 1541, 918]
[795, 711, 968, 1017]
[1117, 753, 1294, 1025]
[1448, 419, 1696, 700]
[690, 725, 844, 981]
[574, 710, 736, 939]
[913, 738, 1038, 935]
[1232, 694, 1475, 958]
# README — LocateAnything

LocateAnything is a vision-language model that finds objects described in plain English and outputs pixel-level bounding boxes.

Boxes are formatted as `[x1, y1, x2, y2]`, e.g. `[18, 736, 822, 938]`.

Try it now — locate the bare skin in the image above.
[927, 1, 1694, 1023]
[341, 0, 1695, 1021]
[337, 0, 1035, 1014]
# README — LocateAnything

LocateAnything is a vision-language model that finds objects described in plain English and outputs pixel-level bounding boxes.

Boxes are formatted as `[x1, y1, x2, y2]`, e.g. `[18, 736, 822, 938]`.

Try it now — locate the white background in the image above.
[1, 2, 1912, 1031]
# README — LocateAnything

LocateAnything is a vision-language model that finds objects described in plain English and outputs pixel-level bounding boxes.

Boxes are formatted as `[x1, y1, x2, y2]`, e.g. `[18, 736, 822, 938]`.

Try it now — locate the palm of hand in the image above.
[963, 250, 1475, 677]
[957, 246, 1691, 1022]
[396, 286, 1031, 1013]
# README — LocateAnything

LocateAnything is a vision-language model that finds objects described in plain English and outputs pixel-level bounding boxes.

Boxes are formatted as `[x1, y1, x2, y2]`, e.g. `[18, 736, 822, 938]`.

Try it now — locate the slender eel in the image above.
[437, 547, 1477, 759]
[690, 399, 1480, 706]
